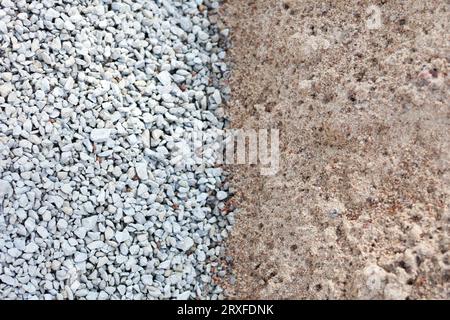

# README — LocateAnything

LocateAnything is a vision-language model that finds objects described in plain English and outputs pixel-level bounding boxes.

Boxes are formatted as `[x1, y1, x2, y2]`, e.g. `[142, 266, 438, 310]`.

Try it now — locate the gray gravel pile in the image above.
[0, 0, 232, 299]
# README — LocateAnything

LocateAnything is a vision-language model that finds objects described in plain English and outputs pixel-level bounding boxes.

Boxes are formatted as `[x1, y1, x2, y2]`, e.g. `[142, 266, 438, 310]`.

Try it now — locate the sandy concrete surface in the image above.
[220, 0, 449, 299]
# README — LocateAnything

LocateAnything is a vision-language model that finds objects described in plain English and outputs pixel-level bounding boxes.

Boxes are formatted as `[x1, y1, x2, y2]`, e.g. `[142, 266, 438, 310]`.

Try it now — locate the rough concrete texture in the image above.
[220, 0, 449, 299]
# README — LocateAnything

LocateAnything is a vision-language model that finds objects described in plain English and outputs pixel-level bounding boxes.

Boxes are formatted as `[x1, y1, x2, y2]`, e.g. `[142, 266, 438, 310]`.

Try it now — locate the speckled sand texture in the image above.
[221, 0, 449, 299]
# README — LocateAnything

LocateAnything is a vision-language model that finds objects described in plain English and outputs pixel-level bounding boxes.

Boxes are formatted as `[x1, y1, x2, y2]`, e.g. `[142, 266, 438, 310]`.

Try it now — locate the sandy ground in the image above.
[219, 0, 449, 299]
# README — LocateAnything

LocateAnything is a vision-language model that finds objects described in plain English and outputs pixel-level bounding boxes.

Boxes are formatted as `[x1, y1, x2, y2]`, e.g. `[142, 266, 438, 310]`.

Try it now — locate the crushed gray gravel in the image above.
[0, 0, 232, 300]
